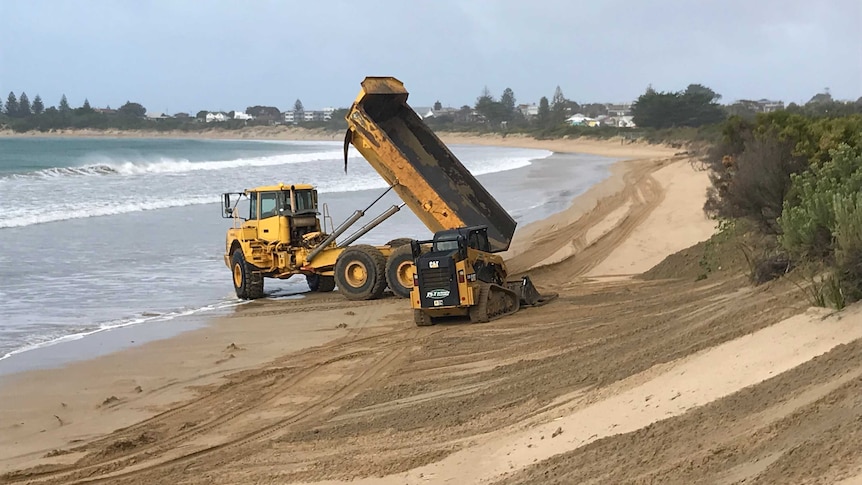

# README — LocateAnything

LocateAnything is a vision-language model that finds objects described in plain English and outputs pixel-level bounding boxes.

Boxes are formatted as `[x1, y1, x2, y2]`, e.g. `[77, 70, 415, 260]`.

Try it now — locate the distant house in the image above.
[605, 103, 633, 117]
[428, 107, 458, 119]
[233, 111, 253, 121]
[145, 111, 171, 120]
[304, 110, 325, 122]
[94, 108, 117, 115]
[518, 104, 539, 118]
[734, 99, 785, 113]
[566, 113, 600, 127]
[205, 112, 228, 123]
[322, 107, 336, 121]
[604, 116, 636, 128]
[756, 99, 785, 112]
[412, 106, 434, 119]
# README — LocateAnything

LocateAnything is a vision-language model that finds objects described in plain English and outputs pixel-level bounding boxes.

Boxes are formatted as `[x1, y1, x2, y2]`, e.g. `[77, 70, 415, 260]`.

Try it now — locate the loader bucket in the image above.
[506, 275, 558, 307]
[346, 77, 516, 252]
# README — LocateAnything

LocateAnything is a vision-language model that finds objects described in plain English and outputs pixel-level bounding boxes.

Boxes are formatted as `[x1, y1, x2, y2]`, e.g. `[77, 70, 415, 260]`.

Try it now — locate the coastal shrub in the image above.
[704, 113, 862, 233]
[705, 128, 805, 232]
[779, 144, 862, 304]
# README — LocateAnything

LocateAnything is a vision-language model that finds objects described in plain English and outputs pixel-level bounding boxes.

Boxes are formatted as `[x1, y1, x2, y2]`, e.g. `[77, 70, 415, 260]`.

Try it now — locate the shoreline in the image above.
[0, 136, 687, 475]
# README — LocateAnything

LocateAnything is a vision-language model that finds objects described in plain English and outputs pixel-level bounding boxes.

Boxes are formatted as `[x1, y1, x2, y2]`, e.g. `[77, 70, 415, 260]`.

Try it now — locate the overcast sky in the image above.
[1, 0, 860, 114]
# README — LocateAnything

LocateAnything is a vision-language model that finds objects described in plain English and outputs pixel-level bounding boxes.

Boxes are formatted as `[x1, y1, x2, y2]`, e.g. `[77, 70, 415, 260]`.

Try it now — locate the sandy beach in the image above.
[2, 133, 861, 484]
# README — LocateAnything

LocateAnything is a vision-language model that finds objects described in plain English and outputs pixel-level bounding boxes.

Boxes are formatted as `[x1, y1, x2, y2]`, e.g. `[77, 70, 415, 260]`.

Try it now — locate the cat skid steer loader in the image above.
[408, 226, 555, 326]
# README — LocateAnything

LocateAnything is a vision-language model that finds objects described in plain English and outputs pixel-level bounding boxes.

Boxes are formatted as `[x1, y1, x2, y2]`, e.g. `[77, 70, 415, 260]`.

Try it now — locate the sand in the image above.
[2, 133, 861, 485]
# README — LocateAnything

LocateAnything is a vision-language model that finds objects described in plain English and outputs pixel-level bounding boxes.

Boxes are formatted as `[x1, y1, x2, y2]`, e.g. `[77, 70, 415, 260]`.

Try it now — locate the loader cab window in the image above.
[260, 192, 279, 219]
[433, 237, 460, 252]
[468, 230, 490, 252]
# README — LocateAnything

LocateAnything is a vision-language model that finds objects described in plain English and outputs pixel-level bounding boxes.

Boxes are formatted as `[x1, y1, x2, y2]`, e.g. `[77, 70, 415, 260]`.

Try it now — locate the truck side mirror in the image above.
[223, 193, 233, 217]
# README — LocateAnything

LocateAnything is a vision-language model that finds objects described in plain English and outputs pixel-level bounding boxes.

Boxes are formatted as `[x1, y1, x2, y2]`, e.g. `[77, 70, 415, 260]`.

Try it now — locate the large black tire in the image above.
[334, 245, 387, 301]
[306, 274, 336, 292]
[231, 251, 264, 300]
[385, 244, 415, 299]
[385, 237, 413, 248]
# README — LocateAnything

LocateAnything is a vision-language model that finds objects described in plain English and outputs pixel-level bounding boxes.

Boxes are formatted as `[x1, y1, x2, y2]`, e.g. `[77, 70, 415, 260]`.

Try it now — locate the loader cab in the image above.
[428, 226, 490, 257]
[411, 226, 492, 310]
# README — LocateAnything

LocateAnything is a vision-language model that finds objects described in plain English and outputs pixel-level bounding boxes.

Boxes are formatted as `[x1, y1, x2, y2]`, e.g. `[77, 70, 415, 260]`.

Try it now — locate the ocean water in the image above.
[0, 137, 616, 367]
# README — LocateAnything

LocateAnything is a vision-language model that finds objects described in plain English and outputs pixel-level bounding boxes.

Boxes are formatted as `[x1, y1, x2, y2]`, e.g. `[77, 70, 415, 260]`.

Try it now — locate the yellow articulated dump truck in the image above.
[224, 76, 554, 320]
[222, 181, 413, 300]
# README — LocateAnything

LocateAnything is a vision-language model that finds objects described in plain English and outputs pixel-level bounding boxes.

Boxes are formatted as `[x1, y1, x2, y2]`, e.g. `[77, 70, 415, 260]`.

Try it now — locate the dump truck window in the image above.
[294, 190, 315, 212]
[260, 192, 278, 218]
[249, 192, 258, 219]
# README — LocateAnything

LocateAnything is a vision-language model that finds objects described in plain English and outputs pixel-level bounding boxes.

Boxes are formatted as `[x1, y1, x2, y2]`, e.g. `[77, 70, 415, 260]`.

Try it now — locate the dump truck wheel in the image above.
[385, 244, 415, 298]
[414, 309, 434, 327]
[385, 238, 413, 248]
[231, 251, 264, 300]
[334, 245, 387, 300]
[306, 274, 336, 292]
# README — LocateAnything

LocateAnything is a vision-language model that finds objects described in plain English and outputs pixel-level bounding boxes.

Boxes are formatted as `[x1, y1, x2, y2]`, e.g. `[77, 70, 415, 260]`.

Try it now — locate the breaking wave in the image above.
[0, 196, 220, 228]
[0, 149, 550, 229]
[3, 150, 344, 180]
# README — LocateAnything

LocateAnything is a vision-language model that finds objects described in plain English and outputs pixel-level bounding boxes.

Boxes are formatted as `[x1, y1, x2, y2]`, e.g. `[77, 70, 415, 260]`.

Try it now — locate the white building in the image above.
[605, 103, 633, 117]
[233, 111, 253, 121]
[566, 113, 600, 127]
[205, 112, 228, 123]
[518, 104, 539, 118]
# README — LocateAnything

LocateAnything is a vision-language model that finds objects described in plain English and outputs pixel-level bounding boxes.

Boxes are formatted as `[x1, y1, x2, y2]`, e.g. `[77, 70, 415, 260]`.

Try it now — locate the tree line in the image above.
[2, 84, 860, 138]
[0, 91, 157, 132]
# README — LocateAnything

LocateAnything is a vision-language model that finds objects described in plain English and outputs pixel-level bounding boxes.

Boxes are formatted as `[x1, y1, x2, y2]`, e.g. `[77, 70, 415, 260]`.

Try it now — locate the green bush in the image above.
[779, 144, 862, 304]
[705, 113, 862, 233]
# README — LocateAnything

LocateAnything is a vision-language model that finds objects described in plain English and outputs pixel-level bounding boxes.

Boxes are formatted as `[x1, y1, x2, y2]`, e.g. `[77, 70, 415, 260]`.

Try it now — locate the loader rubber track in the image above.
[469, 282, 521, 323]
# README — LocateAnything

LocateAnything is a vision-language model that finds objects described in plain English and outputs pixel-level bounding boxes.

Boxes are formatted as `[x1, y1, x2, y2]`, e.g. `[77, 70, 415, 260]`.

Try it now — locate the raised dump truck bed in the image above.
[345, 77, 516, 252]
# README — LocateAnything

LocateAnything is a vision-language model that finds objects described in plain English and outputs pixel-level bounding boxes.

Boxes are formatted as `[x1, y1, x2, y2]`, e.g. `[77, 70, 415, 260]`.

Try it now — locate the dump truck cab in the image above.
[223, 183, 321, 255]
[223, 183, 336, 299]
